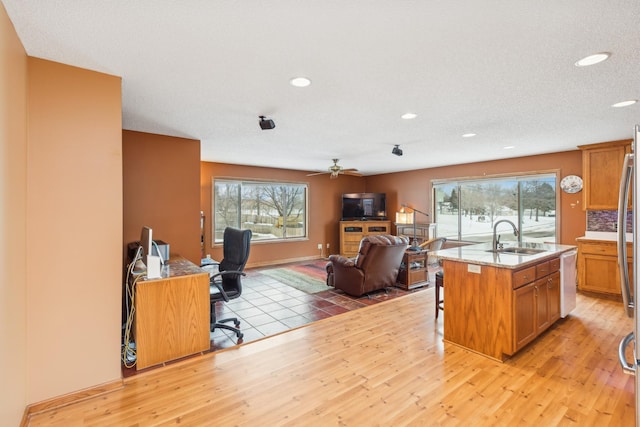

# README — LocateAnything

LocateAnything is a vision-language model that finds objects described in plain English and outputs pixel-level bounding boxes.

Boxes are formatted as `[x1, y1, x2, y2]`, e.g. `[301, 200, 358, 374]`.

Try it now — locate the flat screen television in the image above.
[341, 192, 387, 221]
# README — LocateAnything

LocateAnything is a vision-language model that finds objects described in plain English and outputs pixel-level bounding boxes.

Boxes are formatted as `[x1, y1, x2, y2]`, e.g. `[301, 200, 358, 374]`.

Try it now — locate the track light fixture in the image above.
[392, 144, 403, 156]
[259, 115, 275, 130]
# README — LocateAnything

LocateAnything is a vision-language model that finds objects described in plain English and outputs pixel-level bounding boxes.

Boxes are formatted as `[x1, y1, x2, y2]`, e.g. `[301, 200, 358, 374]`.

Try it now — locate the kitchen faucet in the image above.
[492, 219, 519, 251]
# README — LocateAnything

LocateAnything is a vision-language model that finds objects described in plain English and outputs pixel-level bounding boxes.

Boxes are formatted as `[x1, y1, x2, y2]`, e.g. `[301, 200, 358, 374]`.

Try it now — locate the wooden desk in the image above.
[134, 256, 210, 370]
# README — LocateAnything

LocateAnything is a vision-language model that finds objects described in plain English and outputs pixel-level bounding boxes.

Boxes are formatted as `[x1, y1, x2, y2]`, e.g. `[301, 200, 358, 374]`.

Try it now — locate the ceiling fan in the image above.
[306, 159, 362, 179]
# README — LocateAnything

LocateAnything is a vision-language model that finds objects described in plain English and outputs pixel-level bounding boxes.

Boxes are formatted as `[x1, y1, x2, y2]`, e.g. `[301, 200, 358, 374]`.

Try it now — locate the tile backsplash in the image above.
[587, 210, 632, 232]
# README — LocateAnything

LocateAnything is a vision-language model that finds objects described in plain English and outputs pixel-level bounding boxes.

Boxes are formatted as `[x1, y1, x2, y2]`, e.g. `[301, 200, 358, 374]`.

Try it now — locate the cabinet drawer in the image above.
[536, 261, 550, 278]
[549, 257, 560, 273]
[579, 242, 616, 256]
[408, 268, 427, 283]
[513, 266, 536, 289]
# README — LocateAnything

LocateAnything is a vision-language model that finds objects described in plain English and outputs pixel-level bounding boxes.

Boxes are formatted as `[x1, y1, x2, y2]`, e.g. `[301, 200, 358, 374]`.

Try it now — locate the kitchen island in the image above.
[433, 242, 577, 361]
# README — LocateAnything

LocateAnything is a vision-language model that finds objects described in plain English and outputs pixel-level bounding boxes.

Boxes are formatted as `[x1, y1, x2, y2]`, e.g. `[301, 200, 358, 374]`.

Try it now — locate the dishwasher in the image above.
[560, 250, 577, 317]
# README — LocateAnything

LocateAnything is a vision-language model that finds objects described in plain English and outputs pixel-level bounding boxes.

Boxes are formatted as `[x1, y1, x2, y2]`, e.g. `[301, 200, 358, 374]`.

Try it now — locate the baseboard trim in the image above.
[24, 379, 124, 420]
[23, 256, 329, 423]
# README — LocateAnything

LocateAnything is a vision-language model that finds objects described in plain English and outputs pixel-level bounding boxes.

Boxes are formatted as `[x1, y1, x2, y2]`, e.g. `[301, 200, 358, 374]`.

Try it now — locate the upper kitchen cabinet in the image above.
[578, 139, 632, 210]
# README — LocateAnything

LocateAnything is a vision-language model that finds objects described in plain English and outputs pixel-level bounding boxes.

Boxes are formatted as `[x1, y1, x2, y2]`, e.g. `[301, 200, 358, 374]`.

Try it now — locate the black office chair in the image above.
[209, 227, 252, 340]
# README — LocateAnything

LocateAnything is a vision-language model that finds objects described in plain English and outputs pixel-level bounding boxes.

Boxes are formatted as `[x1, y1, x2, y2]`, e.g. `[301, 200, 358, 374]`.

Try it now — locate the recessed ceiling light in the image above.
[503, 146, 515, 150]
[401, 113, 417, 120]
[574, 52, 611, 67]
[289, 77, 311, 87]
[612, 100, 637, 108]
[462, 133, 476, 138]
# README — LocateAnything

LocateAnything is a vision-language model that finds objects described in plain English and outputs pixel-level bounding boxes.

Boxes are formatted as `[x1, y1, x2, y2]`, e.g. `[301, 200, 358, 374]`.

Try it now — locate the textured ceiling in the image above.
[3, 0, 639, 175]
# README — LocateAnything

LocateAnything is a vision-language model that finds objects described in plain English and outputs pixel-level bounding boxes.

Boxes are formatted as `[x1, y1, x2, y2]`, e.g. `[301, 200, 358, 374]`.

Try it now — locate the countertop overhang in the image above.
[433, 242, 577, 269]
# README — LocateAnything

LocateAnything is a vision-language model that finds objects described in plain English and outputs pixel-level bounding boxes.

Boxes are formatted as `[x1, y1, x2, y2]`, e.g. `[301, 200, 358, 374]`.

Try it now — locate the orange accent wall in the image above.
[365, 150, 585, 245]
[26, 58, 123, 404]
[0, 3, 28, 424]
[0, 5, 587, 416]
[122, 130, 202, 264]
[200, 162, 365, 266]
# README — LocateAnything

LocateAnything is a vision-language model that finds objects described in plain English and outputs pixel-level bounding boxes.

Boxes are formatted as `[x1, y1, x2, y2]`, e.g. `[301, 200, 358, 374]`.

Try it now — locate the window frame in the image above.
[432, 170, 560, 244]
[212, 178, 309, 245]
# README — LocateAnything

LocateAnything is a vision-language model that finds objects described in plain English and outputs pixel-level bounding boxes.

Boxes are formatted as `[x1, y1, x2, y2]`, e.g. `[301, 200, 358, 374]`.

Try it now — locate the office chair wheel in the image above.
[237, 331, 244, 340]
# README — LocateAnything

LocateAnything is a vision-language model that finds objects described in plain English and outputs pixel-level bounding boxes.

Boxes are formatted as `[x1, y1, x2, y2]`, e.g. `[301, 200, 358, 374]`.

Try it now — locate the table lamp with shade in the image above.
[396, 204, 429, 251]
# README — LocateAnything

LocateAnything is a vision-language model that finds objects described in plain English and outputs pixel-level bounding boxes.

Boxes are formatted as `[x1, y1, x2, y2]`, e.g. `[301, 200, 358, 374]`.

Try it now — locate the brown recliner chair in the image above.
[326, 234, 409, 297]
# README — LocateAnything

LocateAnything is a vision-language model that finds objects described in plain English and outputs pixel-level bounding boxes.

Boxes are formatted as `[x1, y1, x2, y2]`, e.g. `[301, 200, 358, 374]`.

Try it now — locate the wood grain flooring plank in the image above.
[26, 289, 635, 426]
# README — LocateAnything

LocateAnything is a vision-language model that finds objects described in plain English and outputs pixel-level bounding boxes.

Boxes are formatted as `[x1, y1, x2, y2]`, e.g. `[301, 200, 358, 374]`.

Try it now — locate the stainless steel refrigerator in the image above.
[617, 124, 640, 425]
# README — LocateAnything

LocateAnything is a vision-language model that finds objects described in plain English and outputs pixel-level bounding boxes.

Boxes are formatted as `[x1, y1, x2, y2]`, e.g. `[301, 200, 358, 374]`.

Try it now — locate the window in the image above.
[213, 179, 308, 244]
[433, 173, 557, 244]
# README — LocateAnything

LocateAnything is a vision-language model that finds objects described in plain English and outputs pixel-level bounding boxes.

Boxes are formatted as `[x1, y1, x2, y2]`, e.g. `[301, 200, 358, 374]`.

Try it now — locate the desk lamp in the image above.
[396, 204, 429, 251]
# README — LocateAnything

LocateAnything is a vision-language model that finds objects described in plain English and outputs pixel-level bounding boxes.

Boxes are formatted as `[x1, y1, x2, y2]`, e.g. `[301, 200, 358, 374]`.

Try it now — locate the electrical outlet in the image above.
[317, 243, 322, 250]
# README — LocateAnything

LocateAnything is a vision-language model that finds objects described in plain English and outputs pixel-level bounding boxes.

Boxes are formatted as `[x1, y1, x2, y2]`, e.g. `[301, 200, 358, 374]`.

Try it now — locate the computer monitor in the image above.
[140, 226, 165, 267]
[140, 226, 153, 259]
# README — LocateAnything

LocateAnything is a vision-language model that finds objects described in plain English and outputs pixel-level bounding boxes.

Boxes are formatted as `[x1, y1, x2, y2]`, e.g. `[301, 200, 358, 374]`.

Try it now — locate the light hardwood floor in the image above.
[27, 288, 635, 426]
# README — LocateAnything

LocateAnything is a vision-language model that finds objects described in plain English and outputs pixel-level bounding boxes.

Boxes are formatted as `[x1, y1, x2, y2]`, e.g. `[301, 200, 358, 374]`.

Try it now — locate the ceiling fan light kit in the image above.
[306, 159, 362, 179]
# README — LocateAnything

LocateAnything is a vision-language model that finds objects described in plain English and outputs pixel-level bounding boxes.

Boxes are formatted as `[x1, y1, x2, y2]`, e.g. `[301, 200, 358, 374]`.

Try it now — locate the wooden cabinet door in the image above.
[546, 271, 561, 324]
[514, 282, 537, 351]
[340, 221, 391, 257]
[581, 142, 629, 210]
[577, 240, 630, 296]
[514, 266, 561, 353]
[535, 278, 550, 332]
[340, 221, 364, 257]
[580, 253, 620, 295]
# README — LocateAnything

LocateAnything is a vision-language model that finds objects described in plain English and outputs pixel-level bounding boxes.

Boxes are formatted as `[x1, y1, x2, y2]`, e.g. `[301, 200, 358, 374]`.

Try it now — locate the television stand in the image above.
[339, 220, 391, 258]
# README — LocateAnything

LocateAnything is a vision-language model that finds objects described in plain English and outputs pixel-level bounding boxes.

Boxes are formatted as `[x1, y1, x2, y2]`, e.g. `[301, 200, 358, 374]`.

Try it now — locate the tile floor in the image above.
[123, 261, 436, 377]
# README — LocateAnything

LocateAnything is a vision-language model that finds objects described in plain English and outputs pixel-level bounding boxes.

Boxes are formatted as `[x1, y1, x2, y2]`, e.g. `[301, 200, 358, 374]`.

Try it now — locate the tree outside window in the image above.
[213, 179, 307, 244]
[434, 173, 557, 243]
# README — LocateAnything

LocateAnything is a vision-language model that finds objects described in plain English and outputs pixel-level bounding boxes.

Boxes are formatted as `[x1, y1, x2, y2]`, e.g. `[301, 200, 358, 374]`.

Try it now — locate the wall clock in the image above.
[560, 175, 583, 193]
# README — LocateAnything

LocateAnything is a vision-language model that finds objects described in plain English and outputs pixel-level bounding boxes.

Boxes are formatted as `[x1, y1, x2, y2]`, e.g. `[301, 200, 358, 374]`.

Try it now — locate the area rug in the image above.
[261, 260, 329, 294]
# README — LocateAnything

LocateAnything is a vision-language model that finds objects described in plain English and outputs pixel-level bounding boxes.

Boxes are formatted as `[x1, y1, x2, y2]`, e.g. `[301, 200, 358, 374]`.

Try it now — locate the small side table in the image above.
[396, 249, 430, 290]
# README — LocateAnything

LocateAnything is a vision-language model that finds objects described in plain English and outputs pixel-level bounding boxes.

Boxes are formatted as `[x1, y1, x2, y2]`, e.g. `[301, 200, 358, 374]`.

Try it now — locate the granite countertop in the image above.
[433, 242, 577, 269]
[139, 255, 208, 281]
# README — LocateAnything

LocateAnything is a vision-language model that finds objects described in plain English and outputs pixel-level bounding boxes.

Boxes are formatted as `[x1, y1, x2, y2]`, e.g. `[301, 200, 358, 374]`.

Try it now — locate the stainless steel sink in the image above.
[487, 247, 547, 255]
